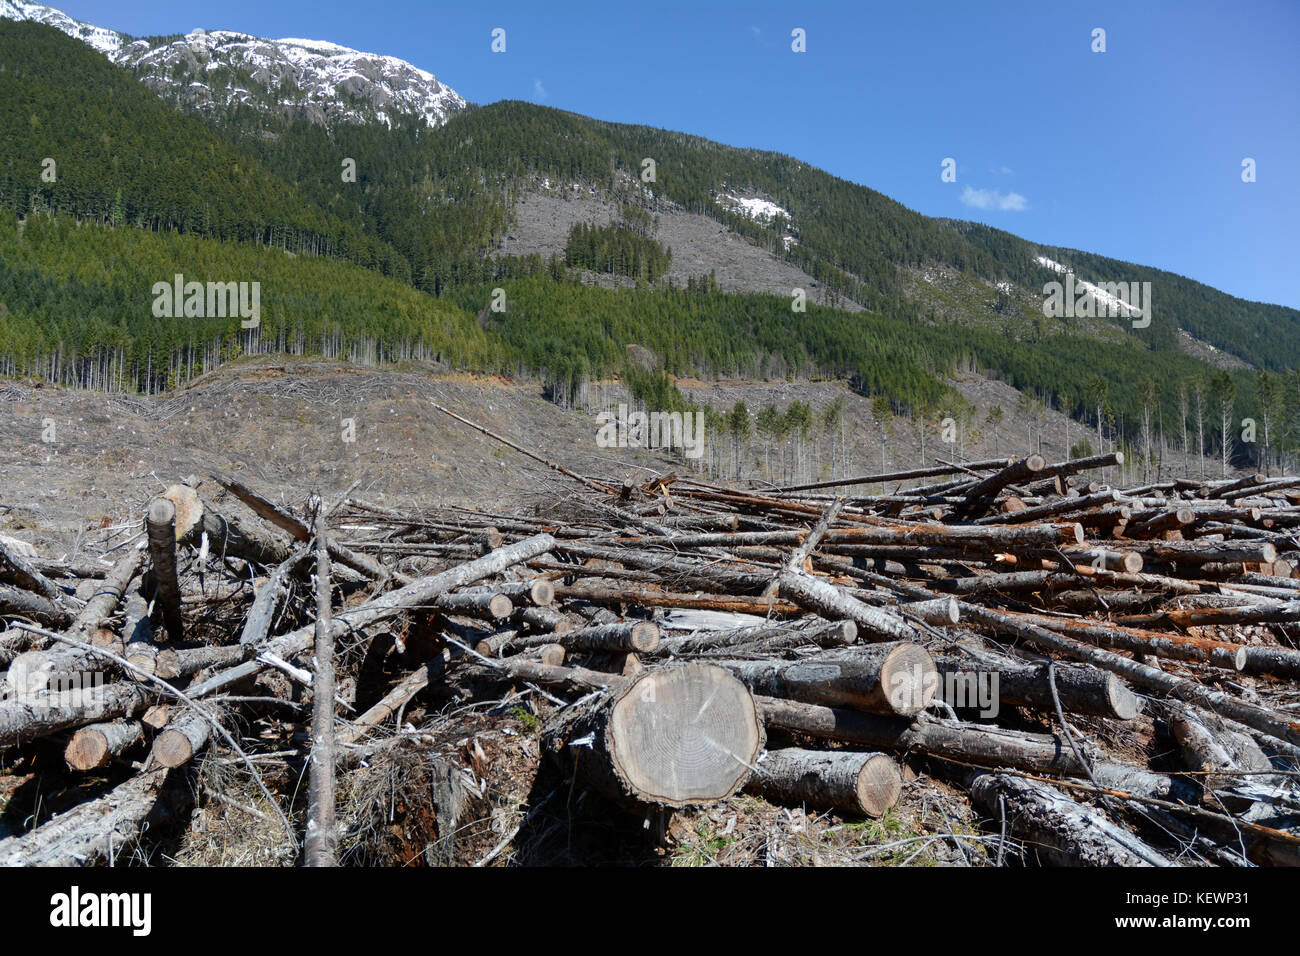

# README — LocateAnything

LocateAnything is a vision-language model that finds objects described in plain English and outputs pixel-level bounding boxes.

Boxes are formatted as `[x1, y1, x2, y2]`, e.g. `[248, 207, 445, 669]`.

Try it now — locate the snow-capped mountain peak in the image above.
[0, 1, 466, 128]
[0, 0, 125, 54]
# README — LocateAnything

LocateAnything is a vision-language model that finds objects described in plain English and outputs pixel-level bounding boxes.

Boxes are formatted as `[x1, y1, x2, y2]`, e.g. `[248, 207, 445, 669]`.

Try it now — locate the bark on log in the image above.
[960, 454, 1046, 506]
[501, 620, 661, 655]
[0, 583, 73, 629]
[656, 620, 857, 656]
[435, 591, 514, 621]
[958, 602, 1300, 751]
[540, 662, 764, 808]
[711, 643, 936, 717]
[71, 549, 142, 636]
[0, 681, 153, 749]
[466, 579, 554, 606]
[747, 747, 902, 817]
[162, 484, 293, 567]
[0, 767, 191, 867]
[933, 656, 1142, 720]
[238, 553, 301, 646]
[755, 696, 1196, 801]
[211, 472, 396, 583]
[146, 497, 185, 641]
[151, 709, 210, 769]
[0, 537, 69, 607]
[512, 605, 574, 634]
[551, 584, 801, 618]
[64, 719, 145, 771]
[767, 458, 1013, 494]
[969, 772, 1170, 866]
[777, 571, 923, 643]
[306, 509, 337, 867]
[902, 597, 961, 625]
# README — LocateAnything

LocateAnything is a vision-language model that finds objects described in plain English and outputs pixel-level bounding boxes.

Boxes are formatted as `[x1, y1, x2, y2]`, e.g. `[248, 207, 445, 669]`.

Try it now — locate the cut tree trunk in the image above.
[146, 497, 185, 641]
[933, 656, 1143, 721]
[712, 644, 936, 717]
[306, 508, 337, 867]
[541, 662, 764, 808]
[64, 719, 145, 771]
[151, 709, 211, 768]
[746, 747, 901, 817]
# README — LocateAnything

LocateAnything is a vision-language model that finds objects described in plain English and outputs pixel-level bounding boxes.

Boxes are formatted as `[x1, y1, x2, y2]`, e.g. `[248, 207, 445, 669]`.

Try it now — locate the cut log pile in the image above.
[2, 448, 1300, 866]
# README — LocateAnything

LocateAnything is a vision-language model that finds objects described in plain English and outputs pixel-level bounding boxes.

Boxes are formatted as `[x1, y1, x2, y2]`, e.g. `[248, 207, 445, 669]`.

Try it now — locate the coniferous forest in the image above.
[2, 18, 1298, 463]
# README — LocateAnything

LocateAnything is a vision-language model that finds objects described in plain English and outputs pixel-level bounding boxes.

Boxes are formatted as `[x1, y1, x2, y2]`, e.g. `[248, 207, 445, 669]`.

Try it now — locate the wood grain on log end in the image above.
[161, 485, 203, 542]
[528, 578, 555, 606]
[879, 643, 938, 716]
[537, 643, 566, 667]
[605, 664, 763, 807]
[64, 730, 109, 771]
[1104, 675, 1143, 721]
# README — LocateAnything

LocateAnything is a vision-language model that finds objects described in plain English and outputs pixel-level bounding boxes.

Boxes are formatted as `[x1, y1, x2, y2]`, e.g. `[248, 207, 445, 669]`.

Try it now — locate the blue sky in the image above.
[60, 0, 1300, 308]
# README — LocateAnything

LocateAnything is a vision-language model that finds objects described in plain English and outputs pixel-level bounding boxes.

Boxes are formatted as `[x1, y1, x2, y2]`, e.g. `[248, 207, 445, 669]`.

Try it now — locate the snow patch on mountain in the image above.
[717, 193, 790, 224]
[1035, 254, 1143, 316]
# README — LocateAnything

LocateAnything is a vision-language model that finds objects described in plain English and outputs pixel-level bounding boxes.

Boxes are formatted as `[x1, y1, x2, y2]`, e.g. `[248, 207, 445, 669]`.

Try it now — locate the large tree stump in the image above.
[162, 483, 292, 566]
[146, 497, 185, 641]
[542, 662, 764, 808]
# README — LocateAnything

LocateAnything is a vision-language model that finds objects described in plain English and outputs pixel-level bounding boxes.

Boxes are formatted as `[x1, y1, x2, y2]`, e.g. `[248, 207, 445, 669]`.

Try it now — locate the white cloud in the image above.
[532, 78, 547, 101]
[960, 186, 1027, 212]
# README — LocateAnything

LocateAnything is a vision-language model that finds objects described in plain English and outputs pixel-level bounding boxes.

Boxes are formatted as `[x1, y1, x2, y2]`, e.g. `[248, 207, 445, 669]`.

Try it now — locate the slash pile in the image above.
[2, 445, 1299, 866]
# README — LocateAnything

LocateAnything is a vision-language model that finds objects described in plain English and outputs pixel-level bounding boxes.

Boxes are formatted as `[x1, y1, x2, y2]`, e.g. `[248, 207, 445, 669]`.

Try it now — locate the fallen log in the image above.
[162, 483, 292, 566]
[969, 772, 1170, 866]
[70, 549, 142, 637]
[0, 583, 73, 629]
[551, 583, 801, 618]
[499, 620, 661, 655]
[754, 696, 1192, 799]
[777, 571, 922, 643]
[435, 590, 514, 621]
[64, 719, 145, 771]
[183, 534, 557, 700]
[933, 655, 1143, 721]
[238, 553, 303, 646]
[0, 767, 192, 867]
[0, 680, 153, 749]
[0, 536, 70, 608]
[746, 747, 902, 817]
[152, 709, 211, 769]
[710, 643, 936, 717]
[211, 472, 395, 583]
[657, 620, 858, 657]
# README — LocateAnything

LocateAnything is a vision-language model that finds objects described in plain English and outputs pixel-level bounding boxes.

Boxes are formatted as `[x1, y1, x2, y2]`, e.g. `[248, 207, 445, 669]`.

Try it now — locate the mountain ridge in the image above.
[0, 0, 466, 127]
